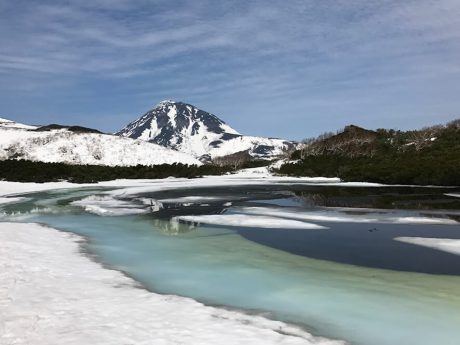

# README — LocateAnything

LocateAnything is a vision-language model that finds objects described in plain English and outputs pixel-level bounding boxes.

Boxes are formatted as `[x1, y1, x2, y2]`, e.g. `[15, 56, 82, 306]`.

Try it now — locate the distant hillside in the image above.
[293, 122, 452, 159]
[35, 124, 103, 134]
[0, 118, 201, 167]
[297, 125, 379, 158]
[279, 119, 460, 186]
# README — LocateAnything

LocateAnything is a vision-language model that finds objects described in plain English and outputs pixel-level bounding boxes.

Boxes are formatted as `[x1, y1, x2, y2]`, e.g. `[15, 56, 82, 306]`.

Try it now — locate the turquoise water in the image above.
[2, 185, 460, 345]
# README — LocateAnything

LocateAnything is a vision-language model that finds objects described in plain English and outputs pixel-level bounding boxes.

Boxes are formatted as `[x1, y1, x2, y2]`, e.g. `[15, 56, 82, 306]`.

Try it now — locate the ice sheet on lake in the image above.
[173, 214, 327, 229]
[71, 195, 150, 216]
[237, 207, 457, 225]
[106, 177, 385, 199]
[0, 222, 344, 345]
[395, 237, 460, 256]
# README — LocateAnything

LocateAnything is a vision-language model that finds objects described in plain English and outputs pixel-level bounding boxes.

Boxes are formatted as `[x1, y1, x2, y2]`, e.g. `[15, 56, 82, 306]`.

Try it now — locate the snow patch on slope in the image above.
[0, 117, 37, 130]
[0, 127, 201, 166]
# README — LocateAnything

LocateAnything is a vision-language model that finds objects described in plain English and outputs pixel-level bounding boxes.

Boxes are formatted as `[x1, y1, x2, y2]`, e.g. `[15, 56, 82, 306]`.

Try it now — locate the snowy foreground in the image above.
[0, 222, 344, 345]
[1, 173, 458, 344]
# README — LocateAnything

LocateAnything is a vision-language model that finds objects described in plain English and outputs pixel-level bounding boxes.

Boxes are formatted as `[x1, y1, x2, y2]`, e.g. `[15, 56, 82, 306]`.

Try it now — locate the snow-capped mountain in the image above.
[117, 100, 295, 161]
[0, 120, 200, 166]
[0, 100, 296, 167]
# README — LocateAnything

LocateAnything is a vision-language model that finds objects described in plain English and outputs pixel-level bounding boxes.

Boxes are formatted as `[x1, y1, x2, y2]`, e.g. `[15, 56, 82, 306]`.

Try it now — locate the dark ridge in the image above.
[35, 124, 103, 134]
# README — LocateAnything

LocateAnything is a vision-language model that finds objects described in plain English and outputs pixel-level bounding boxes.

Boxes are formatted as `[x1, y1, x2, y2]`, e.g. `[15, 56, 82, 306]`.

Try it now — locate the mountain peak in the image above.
[117, 101, 294, 161]
[156, 99, 178, 106]
[117, 100, 240, 148]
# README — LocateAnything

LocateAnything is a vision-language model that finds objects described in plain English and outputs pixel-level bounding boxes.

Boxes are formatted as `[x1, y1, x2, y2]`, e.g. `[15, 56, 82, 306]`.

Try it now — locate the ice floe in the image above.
[237, 207, 457, 225]
[172, 214, 327, 229]
[395, 237, 460, 256]
[71, 195, 150, 216]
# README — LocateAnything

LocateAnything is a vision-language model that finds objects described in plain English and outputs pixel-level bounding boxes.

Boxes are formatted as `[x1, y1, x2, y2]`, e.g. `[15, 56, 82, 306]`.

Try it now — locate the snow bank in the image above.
[0, 179, 159, 198]
[173, 214, 327, 229]
[0, 222, 344, 345]
[395, 237, 460, 256]
[0, 181, 80, 197]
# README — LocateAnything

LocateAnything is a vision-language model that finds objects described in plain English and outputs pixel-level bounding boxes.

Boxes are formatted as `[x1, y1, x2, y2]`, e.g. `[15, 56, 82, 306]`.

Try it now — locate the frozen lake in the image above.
[2, 180, 460, 345]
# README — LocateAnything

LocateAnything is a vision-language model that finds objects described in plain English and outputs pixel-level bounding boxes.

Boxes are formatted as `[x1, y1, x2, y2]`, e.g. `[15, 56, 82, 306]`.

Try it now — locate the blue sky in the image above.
[1, 0, 460, 140]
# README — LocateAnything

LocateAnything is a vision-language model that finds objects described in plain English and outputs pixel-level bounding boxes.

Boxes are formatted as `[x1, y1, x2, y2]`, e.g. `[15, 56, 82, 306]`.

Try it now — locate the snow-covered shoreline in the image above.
[0, 175, 340, 199]
[0, 222, 344, 345]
